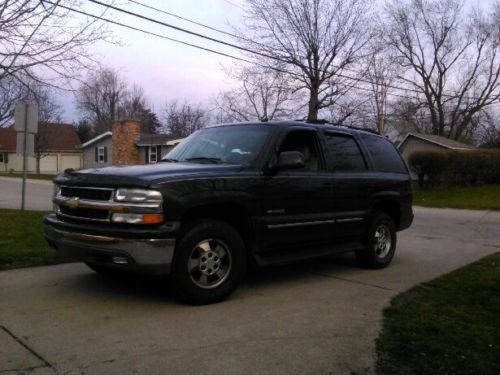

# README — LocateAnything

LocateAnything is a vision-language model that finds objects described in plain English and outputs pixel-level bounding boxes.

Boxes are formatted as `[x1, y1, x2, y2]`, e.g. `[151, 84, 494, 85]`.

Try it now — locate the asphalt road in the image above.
[1, 207, 499, 374]
[0, 177, 53, 211]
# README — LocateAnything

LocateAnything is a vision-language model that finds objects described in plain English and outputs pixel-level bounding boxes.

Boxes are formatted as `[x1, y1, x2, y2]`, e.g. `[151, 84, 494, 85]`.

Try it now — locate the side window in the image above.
[98, 147, 105, 163]
[324, 133, 366, 171]
[360, 134, 407, 173]
[278, 130, 321, 171]
[149, 146, 157, 163]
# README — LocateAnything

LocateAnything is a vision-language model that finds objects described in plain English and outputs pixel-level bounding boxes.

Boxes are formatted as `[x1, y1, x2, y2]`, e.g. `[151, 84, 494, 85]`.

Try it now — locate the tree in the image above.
[162, 101, 208, 138]
[0, 77, 62, 126]
[235, 0, 373, 122]
[75, 119, 93, 143]
[76, 67, 128, 135]
[385, 0, 500, 140]
[0, 0, 110, 94]
[76, 68, 160, 135]
[216, 65, 298, 122]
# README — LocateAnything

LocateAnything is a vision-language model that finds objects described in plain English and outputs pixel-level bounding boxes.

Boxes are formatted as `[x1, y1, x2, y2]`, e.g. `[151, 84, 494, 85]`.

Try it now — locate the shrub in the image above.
[408, 149, 500, 188]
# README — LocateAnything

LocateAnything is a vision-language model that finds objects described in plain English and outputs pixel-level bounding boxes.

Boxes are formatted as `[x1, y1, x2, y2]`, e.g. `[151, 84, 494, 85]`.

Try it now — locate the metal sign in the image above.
[16, 132, 34, 156]
[14, 101, 39, 210]
[14, 101, 38, 133]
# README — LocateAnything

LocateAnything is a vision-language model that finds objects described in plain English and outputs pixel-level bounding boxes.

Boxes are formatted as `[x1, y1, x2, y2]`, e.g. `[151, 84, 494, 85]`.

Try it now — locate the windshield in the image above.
[163, 125, 273, 165]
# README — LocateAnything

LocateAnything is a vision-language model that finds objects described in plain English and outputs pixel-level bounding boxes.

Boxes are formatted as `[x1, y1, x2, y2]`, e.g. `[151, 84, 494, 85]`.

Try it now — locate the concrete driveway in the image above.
[0, 177, 53, 211]
[1, 207, 499, 374]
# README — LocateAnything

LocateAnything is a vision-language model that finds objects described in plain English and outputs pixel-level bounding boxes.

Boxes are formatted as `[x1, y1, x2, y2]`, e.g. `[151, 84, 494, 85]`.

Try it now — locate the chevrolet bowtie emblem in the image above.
[66, 197, 80, 209]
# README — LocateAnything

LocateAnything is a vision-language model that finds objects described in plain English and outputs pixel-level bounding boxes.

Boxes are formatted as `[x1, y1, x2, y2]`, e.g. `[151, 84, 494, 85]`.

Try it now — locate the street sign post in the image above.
[14, 101, 38, 210]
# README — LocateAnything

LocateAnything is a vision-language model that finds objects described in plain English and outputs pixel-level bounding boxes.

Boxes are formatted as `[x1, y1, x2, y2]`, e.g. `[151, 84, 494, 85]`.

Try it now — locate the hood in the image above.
[55, 162, 243, 187]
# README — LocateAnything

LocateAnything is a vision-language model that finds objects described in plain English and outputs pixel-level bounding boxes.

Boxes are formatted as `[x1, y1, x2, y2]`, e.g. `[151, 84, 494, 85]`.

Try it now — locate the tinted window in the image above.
[165, 125, 272, 165]
[360, 134, 407, 173]
[324, 133, 366, 171]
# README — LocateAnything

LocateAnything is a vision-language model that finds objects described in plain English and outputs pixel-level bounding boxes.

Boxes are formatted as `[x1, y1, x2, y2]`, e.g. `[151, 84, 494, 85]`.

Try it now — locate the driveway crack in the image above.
[309, 271, 398, 292]
[0, 325, 55, 372]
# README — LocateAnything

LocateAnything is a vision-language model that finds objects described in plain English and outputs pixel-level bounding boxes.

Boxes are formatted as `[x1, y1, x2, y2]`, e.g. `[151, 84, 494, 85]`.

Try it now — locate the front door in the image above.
[255, 129, 335, 255]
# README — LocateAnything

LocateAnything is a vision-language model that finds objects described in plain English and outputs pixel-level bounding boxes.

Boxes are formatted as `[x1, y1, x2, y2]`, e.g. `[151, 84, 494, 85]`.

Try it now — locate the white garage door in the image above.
[39, 155, 57, 173]
[61, 155, 81, 171]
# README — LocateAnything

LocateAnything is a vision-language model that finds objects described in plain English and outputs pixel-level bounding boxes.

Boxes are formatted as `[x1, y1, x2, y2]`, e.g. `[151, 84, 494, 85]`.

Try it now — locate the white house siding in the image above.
[82, 136, 113, 169]
[1, 152, 82, 174]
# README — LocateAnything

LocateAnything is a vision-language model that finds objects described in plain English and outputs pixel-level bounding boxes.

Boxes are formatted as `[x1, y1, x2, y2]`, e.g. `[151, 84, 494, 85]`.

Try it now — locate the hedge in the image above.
[408, 149, 500, 188]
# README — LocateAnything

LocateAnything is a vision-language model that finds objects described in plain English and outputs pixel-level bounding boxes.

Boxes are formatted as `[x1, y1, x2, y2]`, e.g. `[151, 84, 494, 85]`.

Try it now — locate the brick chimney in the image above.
[112, 119, 141, 165]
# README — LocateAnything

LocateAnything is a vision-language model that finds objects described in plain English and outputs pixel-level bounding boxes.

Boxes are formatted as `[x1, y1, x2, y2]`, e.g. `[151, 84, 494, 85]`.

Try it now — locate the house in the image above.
[397, 132, 475, 177]
[81, 120, 182, 168]
[0, 122, 82, 173]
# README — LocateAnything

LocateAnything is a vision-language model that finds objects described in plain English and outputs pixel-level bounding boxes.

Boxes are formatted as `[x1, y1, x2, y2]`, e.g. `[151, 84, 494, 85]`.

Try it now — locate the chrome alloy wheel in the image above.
[188, 239, 232, 289]
[374, 224, 392, 258]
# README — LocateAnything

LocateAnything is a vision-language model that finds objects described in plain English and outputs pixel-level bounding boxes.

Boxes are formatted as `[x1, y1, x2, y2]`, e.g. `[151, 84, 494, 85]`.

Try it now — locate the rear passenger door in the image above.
[323, 132, 372, 242]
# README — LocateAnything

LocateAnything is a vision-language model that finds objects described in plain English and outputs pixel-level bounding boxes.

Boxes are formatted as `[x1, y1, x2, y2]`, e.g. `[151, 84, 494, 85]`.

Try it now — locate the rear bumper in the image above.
[43, 214, 176, 274]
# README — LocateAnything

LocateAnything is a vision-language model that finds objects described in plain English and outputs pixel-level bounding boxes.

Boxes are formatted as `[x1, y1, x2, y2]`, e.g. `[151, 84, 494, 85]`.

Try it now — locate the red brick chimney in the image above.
[112, 119, 141, 165]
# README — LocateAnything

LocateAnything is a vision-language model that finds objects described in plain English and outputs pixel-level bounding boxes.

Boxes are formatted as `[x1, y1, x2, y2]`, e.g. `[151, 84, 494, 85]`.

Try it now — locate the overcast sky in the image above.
[59, 0, 497, 123]
[60, 0, 247, 122]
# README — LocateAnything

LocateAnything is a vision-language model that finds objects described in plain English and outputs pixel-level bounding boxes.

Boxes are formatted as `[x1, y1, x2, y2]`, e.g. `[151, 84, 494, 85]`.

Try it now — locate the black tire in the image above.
[171, 220, 246, 305]
[356, 211, 397, 269]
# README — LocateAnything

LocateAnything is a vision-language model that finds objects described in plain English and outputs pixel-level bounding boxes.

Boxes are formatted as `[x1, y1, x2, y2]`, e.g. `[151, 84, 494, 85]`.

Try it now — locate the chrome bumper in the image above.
[44, 223, 175, 274]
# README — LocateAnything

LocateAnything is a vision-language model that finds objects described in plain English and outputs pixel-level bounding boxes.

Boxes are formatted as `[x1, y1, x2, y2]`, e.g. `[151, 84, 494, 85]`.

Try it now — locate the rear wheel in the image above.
[171, 220, 246, 305]
[356, 212, 397, 269]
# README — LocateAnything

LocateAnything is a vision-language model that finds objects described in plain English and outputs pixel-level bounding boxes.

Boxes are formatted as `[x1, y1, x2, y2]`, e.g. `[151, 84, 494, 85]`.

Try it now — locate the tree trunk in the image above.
[307, 84, 319, 122]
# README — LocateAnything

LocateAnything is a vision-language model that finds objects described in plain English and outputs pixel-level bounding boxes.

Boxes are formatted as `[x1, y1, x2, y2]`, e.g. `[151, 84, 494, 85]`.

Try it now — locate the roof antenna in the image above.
[260, 116, 268, 122]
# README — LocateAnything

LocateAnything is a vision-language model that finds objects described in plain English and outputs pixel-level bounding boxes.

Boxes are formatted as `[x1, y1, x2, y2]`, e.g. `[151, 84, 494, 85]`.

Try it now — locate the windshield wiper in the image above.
[185, 157, 223, 164]
[161, 158, 179, 163]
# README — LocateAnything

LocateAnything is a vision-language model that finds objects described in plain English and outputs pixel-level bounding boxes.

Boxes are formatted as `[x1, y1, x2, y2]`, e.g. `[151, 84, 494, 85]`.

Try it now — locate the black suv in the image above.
[44, 121, 413, 304]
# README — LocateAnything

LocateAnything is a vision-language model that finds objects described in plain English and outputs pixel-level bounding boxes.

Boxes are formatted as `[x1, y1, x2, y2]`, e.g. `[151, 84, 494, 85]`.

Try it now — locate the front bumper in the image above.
[43, 214, 176, 274]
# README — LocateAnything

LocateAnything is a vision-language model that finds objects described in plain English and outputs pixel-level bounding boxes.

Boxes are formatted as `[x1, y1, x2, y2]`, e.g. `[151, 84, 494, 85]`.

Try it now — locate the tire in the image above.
[171, 220, 246, 305]
[356, 211, 397, 269]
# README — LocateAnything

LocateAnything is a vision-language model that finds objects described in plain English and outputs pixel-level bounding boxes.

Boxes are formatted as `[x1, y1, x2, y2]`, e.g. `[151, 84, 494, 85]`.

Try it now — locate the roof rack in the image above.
[294, 118, 380, 135]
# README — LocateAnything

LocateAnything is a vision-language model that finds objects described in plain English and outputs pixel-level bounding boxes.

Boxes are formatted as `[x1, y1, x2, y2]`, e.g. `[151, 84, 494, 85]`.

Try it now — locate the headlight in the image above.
[114, 188, 162, 203]
[111, 213, 164, 224]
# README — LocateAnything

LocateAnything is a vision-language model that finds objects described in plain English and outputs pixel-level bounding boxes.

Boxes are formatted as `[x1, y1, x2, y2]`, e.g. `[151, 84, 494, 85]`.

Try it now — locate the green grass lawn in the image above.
[413, 184, 500, 210]
[0, 209, 67, 270]
[0, 172, 55, 181]
[377, 252, 500, 375]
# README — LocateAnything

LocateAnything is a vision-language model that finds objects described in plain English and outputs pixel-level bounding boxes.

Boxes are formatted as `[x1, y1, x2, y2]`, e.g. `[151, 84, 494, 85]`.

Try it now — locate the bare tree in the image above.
[0, 0, 110, 93]
[76, 68, 160, 135]
[385, 0, 500, 140]
[365, 38, 400, 134]
[0, 76, 62, 126]
[162, 101, 208, 138]
[76, 67, 128, 134]
[216, 65, 298, 122]
[235, 0, 373, 122]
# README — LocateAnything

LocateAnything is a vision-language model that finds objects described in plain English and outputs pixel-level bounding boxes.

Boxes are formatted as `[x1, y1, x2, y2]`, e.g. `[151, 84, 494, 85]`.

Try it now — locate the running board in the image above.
[253, 241, 363, 266]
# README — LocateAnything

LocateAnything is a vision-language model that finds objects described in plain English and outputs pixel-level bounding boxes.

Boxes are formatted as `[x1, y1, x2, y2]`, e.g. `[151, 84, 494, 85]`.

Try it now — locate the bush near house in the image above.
[408, 150, 500, 188]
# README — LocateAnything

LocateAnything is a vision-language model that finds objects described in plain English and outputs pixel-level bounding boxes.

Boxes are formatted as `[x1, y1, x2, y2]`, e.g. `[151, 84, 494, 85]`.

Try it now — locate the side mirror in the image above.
[272, 151, 305, 170]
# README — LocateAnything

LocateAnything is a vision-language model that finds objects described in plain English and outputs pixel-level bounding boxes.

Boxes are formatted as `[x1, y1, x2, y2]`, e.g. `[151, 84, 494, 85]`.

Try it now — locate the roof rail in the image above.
[294, 118, 380, 135]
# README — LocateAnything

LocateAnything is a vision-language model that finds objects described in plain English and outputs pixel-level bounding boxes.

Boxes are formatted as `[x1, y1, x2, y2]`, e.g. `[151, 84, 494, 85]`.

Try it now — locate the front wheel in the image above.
[356, 212, 397, 269]
[171, 220, 246, 305]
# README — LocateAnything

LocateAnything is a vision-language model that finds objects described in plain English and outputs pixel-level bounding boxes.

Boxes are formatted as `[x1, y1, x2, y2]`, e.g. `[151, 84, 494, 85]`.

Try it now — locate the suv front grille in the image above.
[60, 186, 113, 201]
[59, 206, 109, 221]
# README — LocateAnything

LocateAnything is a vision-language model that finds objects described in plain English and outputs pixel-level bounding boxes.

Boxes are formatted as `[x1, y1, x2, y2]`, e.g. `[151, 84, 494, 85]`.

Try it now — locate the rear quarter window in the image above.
[360, 134, 408, 173]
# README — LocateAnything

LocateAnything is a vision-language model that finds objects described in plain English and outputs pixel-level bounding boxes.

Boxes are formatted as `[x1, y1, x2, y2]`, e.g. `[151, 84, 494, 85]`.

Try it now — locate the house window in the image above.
[149, 146, 158, 163]
[95, 146, 107, 163]
[0, 153, 4, 163]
